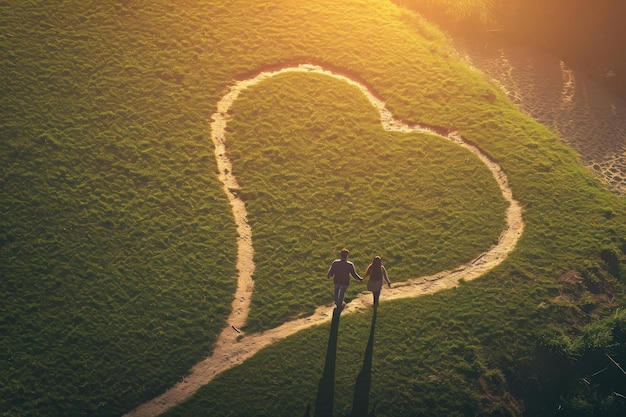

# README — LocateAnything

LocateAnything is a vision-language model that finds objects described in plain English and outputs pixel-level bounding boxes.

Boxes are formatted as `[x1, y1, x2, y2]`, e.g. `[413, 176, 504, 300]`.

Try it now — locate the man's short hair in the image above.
[340, 248, 349, 258]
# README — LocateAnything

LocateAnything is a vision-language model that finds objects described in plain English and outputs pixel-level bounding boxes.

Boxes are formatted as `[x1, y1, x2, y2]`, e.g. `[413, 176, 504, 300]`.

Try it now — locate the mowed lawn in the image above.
[1, 1, 625, 416]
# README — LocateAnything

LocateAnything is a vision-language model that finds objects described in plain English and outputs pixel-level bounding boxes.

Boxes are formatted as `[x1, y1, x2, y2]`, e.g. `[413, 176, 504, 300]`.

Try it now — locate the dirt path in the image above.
[124, 64, 524, 417]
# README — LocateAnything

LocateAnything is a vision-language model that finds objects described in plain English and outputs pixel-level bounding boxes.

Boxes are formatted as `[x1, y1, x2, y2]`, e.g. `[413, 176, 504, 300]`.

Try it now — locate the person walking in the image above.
[327, 248, 363, 310]
[363, 256, 391, 306]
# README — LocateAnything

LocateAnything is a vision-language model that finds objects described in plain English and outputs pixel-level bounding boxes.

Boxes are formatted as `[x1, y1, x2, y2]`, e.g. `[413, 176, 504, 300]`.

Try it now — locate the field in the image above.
[1, 1, 625, 416]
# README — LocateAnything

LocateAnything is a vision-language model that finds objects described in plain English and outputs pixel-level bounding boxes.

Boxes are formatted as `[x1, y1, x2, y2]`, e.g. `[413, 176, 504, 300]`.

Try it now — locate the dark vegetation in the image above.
[395, 0, 626, 98]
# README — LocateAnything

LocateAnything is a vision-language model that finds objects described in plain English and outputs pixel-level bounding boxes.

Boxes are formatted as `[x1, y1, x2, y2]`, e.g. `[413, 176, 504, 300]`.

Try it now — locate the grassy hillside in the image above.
[1, 0, 625, 416]
[1, 1, 241, 415]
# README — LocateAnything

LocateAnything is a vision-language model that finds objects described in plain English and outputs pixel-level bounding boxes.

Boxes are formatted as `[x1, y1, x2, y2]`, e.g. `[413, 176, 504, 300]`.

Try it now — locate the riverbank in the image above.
[454, 35, 626, 197]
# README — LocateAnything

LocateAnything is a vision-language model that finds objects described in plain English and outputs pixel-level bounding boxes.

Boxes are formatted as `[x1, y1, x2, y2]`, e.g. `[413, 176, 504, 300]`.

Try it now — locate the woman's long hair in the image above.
[367, 256, 383, 280]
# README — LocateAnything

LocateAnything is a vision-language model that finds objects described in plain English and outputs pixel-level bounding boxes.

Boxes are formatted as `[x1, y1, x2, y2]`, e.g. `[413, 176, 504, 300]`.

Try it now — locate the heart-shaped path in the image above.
[125, 64, 524, 417]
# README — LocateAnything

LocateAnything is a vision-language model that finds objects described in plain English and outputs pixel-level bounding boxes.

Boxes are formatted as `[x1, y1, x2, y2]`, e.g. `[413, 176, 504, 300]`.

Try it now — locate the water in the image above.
[453, 36, 626, 197]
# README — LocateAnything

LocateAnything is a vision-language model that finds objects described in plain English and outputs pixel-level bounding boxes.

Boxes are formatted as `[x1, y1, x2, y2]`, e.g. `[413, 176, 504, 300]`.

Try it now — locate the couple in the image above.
[327, 248, 391, 310]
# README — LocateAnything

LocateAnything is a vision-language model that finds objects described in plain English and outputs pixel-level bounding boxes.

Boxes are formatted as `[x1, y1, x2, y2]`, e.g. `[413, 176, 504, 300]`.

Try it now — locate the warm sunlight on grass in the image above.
[396, 0, 503, 27]
[2, 0, 625, 416]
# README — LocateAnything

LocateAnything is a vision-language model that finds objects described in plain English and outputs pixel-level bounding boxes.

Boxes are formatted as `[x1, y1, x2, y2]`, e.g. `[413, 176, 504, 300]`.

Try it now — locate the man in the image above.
[327, 248, 363, 310]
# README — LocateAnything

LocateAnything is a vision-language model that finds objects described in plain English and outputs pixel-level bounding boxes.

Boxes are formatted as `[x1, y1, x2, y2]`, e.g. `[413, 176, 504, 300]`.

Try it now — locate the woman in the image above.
[364, 256, 391, 306]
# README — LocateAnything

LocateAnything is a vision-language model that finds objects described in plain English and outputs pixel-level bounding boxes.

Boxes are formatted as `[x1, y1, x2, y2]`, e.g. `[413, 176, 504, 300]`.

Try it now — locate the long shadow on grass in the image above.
[314, 307, 342, 417]
[350, 304, 378, 417]
[312, 305, 379, 417]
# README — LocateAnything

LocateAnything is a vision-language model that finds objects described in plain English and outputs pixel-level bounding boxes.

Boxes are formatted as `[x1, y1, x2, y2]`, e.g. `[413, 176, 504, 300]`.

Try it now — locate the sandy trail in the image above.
[125, 64, 524, 417]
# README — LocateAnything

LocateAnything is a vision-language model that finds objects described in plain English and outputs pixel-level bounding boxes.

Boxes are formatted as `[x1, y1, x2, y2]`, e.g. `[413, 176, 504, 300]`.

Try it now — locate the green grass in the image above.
[1, 1, 240, 415]
[227, 72, 506, 332]
[164, 283, 547, 417]
[1, 0, 626, 416]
